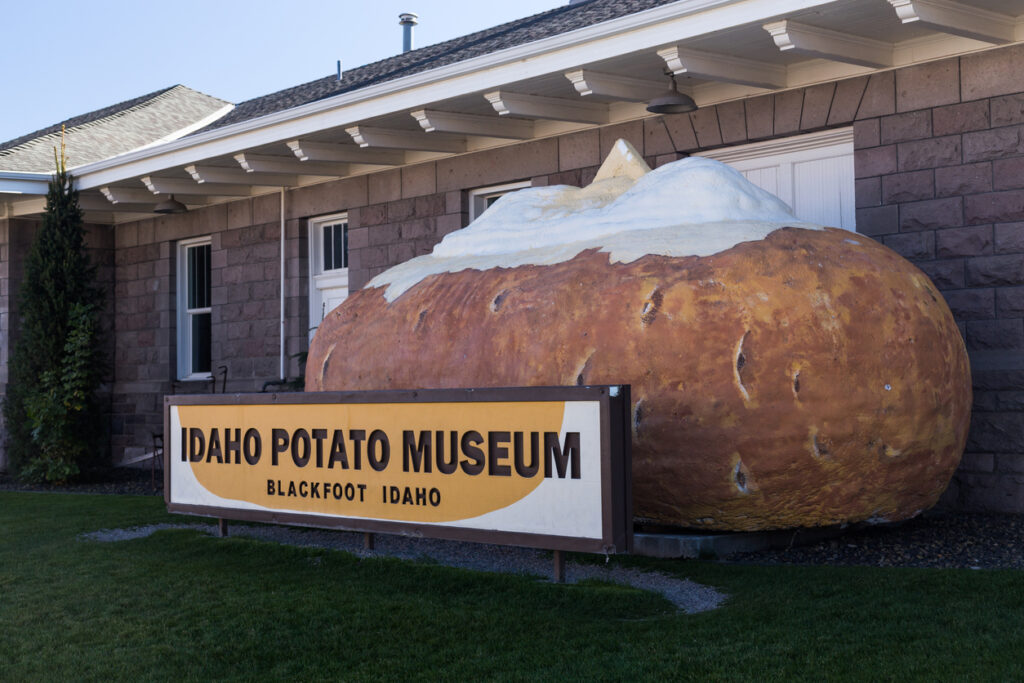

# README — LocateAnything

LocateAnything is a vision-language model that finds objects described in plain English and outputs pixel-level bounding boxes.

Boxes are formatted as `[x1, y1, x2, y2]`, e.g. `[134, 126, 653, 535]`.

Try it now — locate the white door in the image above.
[697, 128, 856, 231]
[309, 213, 349, 339]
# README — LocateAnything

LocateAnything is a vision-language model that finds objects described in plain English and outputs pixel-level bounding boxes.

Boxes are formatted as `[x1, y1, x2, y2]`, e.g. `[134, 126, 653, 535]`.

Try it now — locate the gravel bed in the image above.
[0, 467, 162, 496]
[80, 523, 725, 613]
[729, 510, 1024, 569]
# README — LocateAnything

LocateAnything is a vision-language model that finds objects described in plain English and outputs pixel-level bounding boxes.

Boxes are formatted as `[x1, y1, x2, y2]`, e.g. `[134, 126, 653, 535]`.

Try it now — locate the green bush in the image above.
[21, 303, 100, 483]
[3, 144, 105, 482]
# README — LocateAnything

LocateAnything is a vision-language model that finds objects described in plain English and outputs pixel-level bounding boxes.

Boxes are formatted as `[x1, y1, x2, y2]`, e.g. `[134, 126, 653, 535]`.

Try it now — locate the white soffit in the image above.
[888, 0, 1018, 44]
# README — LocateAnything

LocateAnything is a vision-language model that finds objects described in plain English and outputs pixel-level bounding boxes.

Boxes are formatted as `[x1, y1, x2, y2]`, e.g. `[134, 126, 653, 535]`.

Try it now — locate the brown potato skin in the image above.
[307, 228, 971, 530]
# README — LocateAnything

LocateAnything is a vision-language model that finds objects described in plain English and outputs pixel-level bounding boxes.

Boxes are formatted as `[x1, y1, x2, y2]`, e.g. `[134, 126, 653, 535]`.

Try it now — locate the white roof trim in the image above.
[0, 171, 49, 195]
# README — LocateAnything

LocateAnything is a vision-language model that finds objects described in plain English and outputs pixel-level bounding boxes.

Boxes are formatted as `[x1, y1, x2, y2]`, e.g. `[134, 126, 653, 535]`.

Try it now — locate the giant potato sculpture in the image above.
[307, 141, 971, 531]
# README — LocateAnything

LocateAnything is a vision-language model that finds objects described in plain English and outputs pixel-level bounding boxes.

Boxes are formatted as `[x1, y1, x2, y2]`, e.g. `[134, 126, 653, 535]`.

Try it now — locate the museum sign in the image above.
[165, 386, 632, 554]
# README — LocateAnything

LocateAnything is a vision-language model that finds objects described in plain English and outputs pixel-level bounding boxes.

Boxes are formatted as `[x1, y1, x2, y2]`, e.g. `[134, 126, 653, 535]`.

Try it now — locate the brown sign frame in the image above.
[164, 385, 632, 554]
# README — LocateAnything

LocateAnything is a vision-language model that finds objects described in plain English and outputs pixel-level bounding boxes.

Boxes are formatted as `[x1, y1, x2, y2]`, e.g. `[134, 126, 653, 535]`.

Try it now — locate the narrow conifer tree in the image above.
[3, 131, 105, 482]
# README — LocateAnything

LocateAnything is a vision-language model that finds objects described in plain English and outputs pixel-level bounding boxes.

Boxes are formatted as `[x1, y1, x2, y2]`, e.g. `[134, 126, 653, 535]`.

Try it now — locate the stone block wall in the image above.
[852, 44, 1024, 512]
[5, 71, 897, 469]
[330, 76, 882, 291]
[91, 58, 995, 470]
[9, 41, 1023, 514]
[0, 219, 34, 471]
[109, 199, 298, 463]
[267, 42, 1024, 514]
[0, 220, 42, 405]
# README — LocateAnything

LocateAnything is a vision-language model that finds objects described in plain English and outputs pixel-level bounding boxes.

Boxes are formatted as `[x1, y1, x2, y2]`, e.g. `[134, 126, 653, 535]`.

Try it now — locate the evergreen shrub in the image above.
[3, 143, 105, 482]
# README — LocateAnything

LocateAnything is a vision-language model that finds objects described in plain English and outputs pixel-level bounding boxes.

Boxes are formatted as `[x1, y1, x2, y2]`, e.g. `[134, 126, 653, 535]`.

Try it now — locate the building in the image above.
[2, 0, 1023, 511]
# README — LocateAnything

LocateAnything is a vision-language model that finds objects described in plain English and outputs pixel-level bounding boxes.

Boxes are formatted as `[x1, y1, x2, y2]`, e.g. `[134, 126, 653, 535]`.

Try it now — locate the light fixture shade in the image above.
[153, 194, 187, 214]
[646, 88, 698, 114]
[647, 72, 698, 114]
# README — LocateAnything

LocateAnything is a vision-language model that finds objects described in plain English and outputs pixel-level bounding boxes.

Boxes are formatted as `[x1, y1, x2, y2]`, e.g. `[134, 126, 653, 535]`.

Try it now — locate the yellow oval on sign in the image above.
[177, 401, 569, 523]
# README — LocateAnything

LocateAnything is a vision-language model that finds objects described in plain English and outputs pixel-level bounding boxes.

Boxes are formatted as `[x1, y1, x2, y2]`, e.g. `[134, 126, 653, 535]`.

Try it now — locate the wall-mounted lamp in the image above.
[646, 73, 698, 114]
[153, 194, 187, 214]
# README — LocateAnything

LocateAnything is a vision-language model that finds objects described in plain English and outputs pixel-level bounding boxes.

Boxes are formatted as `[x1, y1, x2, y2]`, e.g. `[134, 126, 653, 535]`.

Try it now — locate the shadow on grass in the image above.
[3, 491, 1024, 680]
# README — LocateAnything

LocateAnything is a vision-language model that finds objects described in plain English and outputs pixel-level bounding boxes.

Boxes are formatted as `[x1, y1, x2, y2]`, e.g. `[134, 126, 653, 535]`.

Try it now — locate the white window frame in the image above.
[695, 127, 856, 231]
[308, 212, 350, 339]
[176, 236, 212, 381]
[468, 180, 531, 222]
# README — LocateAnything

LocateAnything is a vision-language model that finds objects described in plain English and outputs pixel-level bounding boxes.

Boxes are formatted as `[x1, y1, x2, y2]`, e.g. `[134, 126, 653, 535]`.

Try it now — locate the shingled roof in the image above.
[0, 85, 231, 172]
[197, 0, 681, 133]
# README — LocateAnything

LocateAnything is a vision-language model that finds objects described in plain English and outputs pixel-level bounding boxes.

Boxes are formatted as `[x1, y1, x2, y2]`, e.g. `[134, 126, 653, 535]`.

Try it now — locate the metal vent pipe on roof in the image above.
[399, 12, 418, 52]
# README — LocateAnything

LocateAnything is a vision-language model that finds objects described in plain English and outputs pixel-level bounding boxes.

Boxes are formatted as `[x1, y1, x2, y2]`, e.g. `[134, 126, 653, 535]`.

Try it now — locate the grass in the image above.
[1, 492, 1023, 681]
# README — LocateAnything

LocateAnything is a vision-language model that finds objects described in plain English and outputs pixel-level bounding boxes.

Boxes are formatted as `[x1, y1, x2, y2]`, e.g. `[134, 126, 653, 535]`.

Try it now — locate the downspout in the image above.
[280, 188, 286, 381]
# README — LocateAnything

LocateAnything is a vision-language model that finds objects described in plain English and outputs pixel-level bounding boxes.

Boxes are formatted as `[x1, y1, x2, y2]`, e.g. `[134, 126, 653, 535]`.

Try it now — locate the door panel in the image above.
[698, 129, 856, 231]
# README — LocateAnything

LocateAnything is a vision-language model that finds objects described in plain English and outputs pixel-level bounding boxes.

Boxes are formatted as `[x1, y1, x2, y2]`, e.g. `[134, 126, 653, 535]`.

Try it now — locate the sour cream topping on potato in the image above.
[370, 139, 820, 301]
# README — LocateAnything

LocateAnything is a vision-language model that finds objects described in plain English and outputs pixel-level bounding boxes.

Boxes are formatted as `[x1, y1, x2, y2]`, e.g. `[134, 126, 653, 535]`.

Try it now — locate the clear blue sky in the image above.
[0, 1, 566, 144]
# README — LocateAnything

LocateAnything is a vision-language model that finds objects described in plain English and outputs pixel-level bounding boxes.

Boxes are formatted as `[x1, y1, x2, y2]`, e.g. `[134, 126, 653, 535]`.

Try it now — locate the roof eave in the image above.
[71, 0, 830, 190]
[0, 171, 49, 195]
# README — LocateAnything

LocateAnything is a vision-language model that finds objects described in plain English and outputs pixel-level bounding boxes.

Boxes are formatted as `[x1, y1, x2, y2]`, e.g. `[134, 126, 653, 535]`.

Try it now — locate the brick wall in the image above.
[330, 75, 876, 290]
[88, 223, 116, 465]
[274, 44, 1024, 514]
[47, 42, 1024, 514]
[853, 44, 1024, 512]
[4, 68, 875, 468]
[109, 196, 305, 462]
[91, 63, 969, 467]
[0, 219, 32, 471]
[0, 220, 42, 397]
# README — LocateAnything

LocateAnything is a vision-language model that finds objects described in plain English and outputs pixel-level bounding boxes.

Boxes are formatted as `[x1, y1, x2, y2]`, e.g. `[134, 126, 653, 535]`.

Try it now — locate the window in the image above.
[309, 213, 350, 338]
[468, 181, 531, 222]
[696, 128, 856, 231]
[177, 237, 212, 379]
[320, 220, 348, 271]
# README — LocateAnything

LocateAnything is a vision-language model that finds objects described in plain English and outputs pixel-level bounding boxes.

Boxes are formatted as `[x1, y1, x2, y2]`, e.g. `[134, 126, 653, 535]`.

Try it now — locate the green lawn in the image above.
[1, 491, 1021, 681]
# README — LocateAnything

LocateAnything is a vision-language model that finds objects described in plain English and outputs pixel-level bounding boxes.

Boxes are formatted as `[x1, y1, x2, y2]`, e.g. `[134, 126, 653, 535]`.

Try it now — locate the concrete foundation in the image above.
[633, 526, 846, 559]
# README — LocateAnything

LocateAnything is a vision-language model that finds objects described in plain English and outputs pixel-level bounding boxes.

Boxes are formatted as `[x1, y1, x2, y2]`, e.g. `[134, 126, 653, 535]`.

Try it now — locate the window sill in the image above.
[314, 268, 349, 284]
